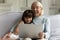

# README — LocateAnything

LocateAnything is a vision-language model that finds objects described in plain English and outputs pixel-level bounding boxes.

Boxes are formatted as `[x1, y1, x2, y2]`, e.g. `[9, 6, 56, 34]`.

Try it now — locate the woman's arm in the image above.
[38, 17, 50, 39]
[44, 17, 50, 39]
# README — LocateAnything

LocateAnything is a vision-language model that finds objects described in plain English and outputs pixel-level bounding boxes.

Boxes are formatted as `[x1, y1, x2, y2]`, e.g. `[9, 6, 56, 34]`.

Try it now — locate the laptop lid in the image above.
[19, 24, 44, 38]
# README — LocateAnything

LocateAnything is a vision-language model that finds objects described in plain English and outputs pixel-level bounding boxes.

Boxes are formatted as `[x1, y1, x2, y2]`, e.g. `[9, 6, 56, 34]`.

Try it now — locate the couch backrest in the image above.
[0, 12, 23, 38]
[0, 12, 60, 39]
[49, 15, 60, 40]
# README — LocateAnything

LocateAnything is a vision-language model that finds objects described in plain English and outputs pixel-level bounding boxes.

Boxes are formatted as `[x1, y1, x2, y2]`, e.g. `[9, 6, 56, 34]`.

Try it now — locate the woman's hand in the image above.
[38, 32, 44, 39]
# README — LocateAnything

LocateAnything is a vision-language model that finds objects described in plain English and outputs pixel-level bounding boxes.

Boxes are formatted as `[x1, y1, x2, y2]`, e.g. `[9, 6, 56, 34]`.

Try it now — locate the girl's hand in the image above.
[2, 32, 12, 39]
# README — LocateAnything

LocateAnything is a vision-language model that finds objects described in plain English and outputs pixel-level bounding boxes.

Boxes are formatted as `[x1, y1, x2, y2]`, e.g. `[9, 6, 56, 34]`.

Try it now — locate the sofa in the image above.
[0, 12, 23, 38]
[49, 15, 60, 40]
[0, 12, 60, 40]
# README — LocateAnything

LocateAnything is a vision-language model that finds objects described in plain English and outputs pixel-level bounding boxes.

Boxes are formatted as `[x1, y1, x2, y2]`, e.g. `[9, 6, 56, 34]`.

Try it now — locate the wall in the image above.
[6, 0, 20, 12]
[0, 0, 37, 13]
[0, 0, 20, 13]
[38, 0, 60, 15]
[41, 0, 50, 16]
[0, 0, 60, 15]
[49, 0, 60, 15]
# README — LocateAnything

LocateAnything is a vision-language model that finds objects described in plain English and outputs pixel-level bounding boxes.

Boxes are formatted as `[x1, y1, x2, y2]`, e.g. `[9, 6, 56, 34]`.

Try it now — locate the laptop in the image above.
[19, 24, 44, 38]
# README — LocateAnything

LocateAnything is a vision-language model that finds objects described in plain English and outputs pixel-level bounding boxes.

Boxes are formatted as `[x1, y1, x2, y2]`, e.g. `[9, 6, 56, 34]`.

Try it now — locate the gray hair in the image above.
[31, 1, 44, 15]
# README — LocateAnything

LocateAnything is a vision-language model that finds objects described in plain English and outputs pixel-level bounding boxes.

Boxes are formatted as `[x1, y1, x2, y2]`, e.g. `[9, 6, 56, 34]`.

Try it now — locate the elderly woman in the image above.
[23, 1, 50, 40]
[31, 1, 50, 40]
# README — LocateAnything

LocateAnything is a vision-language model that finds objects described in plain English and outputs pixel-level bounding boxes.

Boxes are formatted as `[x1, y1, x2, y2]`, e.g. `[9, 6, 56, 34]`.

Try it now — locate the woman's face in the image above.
[31, 4, 42, 17]
[24, 17, 32, 24]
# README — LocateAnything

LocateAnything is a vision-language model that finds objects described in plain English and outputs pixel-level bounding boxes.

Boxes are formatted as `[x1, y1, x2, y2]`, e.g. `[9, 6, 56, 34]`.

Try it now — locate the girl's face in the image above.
[24, 17, 32, 24]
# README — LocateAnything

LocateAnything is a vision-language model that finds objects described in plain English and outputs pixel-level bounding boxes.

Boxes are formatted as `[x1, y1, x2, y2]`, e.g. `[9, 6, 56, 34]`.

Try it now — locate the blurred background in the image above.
[0, 0, 60, 16]
[0, 0, 60, 39]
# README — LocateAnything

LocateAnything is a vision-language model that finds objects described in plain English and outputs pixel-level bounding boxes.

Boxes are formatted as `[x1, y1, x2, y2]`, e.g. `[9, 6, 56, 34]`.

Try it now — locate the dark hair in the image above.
[22, 9, 34, 24]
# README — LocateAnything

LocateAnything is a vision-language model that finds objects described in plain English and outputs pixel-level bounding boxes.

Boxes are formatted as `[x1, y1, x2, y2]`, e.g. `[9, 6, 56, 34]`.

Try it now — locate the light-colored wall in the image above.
[38, 0, 60, 15]
[42, 0, 50, 16]
[49, 0, 60, 15]
[0, 0, 37, 13]
[0, 0, 60, 15]
[6, 0, 20, 12]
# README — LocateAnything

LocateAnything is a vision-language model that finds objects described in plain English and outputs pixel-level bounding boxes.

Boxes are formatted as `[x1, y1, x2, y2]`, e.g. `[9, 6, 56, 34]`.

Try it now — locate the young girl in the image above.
[19, 9, 34, 24]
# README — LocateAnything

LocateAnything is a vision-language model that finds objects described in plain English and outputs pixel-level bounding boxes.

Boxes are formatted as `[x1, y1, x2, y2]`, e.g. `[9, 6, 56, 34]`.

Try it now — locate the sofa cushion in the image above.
[0, 12, 23, 38]
[49, 15, 60, 40]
